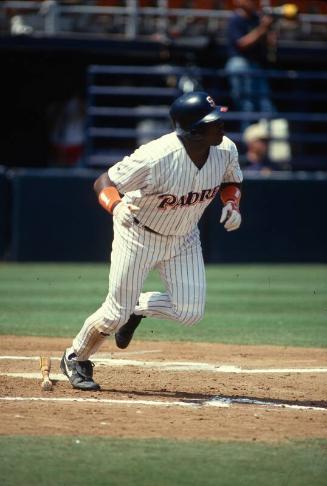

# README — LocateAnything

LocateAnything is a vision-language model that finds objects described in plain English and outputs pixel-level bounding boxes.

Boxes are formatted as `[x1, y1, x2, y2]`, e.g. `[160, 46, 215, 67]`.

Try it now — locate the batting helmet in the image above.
[170, 91, 228, 139]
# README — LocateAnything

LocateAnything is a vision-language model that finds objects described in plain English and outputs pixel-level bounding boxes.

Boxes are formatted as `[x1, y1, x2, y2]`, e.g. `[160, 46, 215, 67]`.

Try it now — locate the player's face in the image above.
[201, 119, 225, 146]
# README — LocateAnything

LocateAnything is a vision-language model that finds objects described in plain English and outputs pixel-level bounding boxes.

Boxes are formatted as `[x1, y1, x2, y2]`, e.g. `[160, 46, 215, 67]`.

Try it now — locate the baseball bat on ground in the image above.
[39, 356, 53, 391]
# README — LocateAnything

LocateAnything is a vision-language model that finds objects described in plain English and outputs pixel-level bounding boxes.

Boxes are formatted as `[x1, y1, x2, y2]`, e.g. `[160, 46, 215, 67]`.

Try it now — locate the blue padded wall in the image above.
[8, 169, 327, 263]
[0, 167, 9, 259]
[10, 169, 112, 262]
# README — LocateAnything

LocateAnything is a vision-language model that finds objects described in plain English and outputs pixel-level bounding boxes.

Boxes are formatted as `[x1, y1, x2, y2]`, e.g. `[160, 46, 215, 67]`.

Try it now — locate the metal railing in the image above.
[2, 1, 327, 41]
[85, 64, 327, 169]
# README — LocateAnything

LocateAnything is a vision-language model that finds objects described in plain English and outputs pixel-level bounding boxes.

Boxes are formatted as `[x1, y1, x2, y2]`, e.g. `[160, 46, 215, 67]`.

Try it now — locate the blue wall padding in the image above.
[7, 169, 327, 263]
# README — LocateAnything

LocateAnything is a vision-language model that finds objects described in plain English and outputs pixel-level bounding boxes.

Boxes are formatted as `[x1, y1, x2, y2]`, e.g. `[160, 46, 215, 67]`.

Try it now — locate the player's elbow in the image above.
[93, 172, 112, 196]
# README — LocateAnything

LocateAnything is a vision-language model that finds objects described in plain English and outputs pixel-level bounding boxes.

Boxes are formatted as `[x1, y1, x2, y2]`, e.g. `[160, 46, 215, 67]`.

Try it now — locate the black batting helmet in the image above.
[170, 91, 228, 139]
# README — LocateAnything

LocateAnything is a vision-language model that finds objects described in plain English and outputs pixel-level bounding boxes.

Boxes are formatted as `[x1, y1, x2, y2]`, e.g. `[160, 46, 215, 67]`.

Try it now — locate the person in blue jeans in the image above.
[225, 0, 277, 127]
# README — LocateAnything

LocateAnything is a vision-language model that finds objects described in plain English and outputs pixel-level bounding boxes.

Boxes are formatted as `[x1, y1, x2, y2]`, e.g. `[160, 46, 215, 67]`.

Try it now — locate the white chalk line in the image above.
[0, 396, 226, 408]
[0, 356, 326, 374]
[95, 350, 163, 357]
[0, 372, 66, 380]
[1, 359, 326, 412]
[0, 396, 325, 412]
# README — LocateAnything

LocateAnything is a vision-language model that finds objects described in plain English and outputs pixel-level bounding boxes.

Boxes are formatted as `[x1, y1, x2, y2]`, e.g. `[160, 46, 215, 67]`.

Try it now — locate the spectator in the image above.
[242, 121, 288, 174]
[225, 0, 277, 126]
[48, 95, 86, 166]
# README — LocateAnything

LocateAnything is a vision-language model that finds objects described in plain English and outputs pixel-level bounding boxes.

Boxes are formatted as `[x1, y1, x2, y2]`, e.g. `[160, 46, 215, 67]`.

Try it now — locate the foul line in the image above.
[0, 356, 327, 374]
[0, 396, 227, 408]
[0, 396, 326, 412]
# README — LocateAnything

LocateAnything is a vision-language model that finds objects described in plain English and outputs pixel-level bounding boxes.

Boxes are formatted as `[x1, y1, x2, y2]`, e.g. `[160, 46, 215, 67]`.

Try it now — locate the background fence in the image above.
[0, 167, 9, 259]
[85, 64, 327, 170]
[1, 168, 326, 262]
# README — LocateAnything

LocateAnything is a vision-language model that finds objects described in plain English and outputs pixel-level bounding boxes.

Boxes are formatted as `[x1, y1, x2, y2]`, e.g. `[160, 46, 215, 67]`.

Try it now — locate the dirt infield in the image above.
[1, 336, 326, 441]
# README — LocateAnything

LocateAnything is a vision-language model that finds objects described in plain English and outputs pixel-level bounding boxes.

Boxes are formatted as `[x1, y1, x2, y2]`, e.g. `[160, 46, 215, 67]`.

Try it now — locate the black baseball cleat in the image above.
[60, 352, 100, 391]
[115, 314, 145, 349]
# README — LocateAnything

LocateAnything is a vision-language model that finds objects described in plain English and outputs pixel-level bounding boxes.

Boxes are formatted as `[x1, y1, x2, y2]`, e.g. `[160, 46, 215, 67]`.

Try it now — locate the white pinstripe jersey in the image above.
[108, 132, 243, 236]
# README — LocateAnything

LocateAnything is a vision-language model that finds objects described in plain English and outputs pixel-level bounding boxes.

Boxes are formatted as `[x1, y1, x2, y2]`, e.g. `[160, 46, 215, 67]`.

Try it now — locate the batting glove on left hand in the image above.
[113, 202, 140, 228]
[220, 202, 241, 232]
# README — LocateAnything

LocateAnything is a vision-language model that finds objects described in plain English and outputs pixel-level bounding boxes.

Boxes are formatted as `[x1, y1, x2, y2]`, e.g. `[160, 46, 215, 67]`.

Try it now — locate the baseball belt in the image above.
[133, 217, 160, 235]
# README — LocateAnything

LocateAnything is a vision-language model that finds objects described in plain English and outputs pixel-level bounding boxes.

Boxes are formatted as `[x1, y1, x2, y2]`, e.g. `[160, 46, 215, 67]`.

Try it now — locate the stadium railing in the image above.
[2, 1, 327, 43]
[84, 64, 327, 170]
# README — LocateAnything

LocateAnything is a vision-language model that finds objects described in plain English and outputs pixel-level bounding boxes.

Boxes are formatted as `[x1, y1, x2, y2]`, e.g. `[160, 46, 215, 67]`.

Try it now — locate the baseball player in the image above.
[61, 91, 243, 391]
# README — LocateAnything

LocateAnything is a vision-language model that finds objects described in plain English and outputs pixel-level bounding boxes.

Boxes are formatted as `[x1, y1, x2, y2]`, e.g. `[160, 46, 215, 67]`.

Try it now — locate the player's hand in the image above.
[220, 202, 241, 232]
[112, 202, 140, 228]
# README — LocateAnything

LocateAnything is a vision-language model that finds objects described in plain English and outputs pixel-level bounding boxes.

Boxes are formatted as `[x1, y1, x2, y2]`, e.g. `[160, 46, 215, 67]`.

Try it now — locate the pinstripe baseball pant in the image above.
[72, 219, 206, 360]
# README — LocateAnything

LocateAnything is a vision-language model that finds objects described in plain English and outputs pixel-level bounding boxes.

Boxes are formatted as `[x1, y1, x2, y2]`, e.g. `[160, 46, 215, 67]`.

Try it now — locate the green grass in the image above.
[1, 437, 326, 486]
[0, 263, 326, 347]
[1, 267, 326, 486]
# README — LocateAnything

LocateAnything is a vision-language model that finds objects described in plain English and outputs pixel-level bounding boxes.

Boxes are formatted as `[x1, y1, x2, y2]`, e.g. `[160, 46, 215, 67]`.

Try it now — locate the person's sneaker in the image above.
[60, 352, 100, 391]
[115, 314, 145, 349]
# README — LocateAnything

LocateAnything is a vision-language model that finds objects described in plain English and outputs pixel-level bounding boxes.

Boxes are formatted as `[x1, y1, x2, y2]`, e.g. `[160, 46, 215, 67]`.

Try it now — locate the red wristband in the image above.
[98, 187, 122, 213]
[220, 185, 241, 210]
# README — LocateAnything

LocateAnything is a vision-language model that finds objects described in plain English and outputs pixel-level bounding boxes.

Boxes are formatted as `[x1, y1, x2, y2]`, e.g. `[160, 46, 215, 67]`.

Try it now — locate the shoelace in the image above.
[76, 360, 95, 379]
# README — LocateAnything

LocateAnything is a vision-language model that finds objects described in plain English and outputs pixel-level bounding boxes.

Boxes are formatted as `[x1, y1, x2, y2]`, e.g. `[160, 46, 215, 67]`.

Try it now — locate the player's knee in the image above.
[93, 306, 131, 333]
[176, 307, 205, 326]
[103, 311, 130, 331]
[103, 297, 132, 318]
[187, 309, 205, 326]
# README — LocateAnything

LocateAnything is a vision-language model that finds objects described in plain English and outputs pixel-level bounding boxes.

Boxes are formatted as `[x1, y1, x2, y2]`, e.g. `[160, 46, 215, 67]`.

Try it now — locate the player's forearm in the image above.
[220, 183, 242, 209]
[219, 183, 242, 232]
[94, 172, 122, 213]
